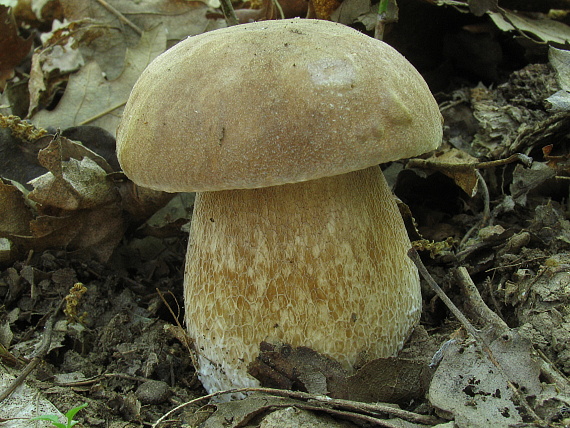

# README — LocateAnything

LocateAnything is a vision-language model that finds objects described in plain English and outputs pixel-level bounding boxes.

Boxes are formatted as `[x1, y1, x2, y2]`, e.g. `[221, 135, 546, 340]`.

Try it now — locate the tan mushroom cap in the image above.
[116, 19, 442, 192]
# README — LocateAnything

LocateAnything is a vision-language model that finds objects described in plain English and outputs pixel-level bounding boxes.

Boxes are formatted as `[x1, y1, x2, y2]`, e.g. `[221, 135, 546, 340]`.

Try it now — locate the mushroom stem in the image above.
[184, 165, 421, 393]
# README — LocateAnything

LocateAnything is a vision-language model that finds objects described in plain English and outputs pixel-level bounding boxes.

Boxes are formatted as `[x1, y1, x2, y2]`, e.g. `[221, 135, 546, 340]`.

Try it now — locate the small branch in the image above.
[408, 249, 480, 339]
[156, 288, 199, 374]
[219, 0, 239, 27]
[152, 386, 440, 427]
[79, 101, 126, 126]
[374, 0, 398, 40]
[96, 0, 143, 36]
[407, 153, 533, 172]
[455, 267, 509, 334]
[458, 170, 491, 249]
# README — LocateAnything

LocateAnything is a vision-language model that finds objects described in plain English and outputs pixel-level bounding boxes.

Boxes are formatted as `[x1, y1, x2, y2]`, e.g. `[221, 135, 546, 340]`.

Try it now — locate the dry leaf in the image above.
[249, 342, 349, 394]
[29, 157, 117, 210]
[509, 162, 556, 205]
[546, 47, 570, 112]
[1, 135, 125, 262]
[197, 394, 352, 428]
[429, 332, 540, 427]
[0, 179, 34, 236]
[408, 148, 480, 196]
[59, 0, 223, 80]
[343, 358, 432, 404]
[489, 10, 570, 46]
[468, 0, 498, 16]
[250, 342, 431, 403]
[31, 25, 167, 135]
[27, 20, 85, 116]
[0, 5, 34, 91]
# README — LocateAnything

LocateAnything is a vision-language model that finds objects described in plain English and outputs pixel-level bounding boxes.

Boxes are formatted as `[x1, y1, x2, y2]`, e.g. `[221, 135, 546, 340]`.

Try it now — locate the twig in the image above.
[374, 0, 398, 40]
[286, 403, 402, 428]
[96, 0, 143, 35]
[152, 386, 440, 427]
[408, 249, 479, 338]
[273, 0, 285, 19]
[219, 0, 239, 26]
[79, 101, 126, 126]
[0, 299, 64, 403]
[458, 170, 491, 248]
[407, 153, 533, 172]
[54, 372, 150, 387]
[455, 267, 509, 334]
[156, 288, 199, 374]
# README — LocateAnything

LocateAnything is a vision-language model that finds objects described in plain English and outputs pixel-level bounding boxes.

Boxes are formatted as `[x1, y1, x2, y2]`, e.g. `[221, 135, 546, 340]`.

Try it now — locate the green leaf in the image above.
[65, 402, 88, 423]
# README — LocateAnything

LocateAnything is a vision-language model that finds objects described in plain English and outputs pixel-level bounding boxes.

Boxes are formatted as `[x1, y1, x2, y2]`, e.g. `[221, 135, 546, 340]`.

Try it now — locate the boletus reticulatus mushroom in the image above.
[116, 18, 443, 394]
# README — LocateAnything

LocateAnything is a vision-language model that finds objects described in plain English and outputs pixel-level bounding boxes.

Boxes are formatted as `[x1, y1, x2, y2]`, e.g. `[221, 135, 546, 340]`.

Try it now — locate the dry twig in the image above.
[152, 386, 440, 427]
[96, 0, 143, 35]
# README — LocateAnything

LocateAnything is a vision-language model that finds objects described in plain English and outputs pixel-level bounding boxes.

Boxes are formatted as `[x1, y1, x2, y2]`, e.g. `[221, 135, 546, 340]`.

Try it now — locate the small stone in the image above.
[135, 380, 171, 404]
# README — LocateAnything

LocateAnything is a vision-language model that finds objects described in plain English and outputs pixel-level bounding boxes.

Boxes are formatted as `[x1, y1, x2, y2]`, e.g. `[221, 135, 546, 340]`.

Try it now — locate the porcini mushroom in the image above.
[116, 19, 443, 394]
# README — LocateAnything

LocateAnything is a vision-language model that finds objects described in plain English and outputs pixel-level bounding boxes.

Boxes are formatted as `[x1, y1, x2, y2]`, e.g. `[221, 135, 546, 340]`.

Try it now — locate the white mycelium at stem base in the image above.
[184, 165, 420, 392]
[116, 18, 444, 394]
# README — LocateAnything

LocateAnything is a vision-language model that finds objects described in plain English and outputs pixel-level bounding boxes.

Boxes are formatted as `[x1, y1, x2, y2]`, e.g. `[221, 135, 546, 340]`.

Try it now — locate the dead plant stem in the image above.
[96, 0, 143, 35]
[219, 0, 239, 26]
[152, 386, 439, 427]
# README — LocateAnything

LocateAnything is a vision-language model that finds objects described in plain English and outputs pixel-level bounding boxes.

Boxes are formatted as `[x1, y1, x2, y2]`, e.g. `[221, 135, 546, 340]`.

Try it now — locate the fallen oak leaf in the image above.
[488, 9, 570, 46]
[27, 19, 86, 116]
[28, 134, 118, 210]
[37, 132, 113, 173]
[29, 156, 118, 210]
[31, 24, 167, 135]
[1, 135, 125, 263]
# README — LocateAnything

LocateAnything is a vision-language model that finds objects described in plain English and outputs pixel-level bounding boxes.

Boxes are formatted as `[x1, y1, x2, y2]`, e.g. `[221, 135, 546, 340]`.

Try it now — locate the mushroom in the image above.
[116, 19, 443, 394]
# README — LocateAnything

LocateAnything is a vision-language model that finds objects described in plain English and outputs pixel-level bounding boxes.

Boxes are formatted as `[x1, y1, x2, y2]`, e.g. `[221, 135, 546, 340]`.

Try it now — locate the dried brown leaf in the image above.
[0, 6, 33, 91]
[429, 331, 540, 427]
[0, 179, 33, 236]
[31, 25, 167, 134]
[1, 135, 125, 262]
[409, 148, 480, 196]
[250, 342, 431, 404]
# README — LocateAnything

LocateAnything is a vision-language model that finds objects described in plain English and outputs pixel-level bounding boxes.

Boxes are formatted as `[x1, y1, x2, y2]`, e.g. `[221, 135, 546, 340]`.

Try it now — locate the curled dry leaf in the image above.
[407, 148, 480, 196]
[1, 135, 124, 263]
[0, 5, 34, 91]
[546, 47, 570, 112]
[58, 0, 223, 82]
[249, 342, 431, 404]
[198, 395, 355, 428]
[27, 20, 86, 116]
[467, 0, 498, 16]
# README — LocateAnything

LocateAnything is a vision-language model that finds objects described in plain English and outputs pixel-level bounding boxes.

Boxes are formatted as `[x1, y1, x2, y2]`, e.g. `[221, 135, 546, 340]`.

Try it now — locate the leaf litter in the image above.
[2, 0, 570, 427]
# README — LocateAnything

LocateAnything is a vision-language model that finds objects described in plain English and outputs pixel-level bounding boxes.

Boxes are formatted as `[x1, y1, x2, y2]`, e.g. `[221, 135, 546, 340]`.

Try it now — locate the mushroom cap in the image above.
[116, 19, 442, 192]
